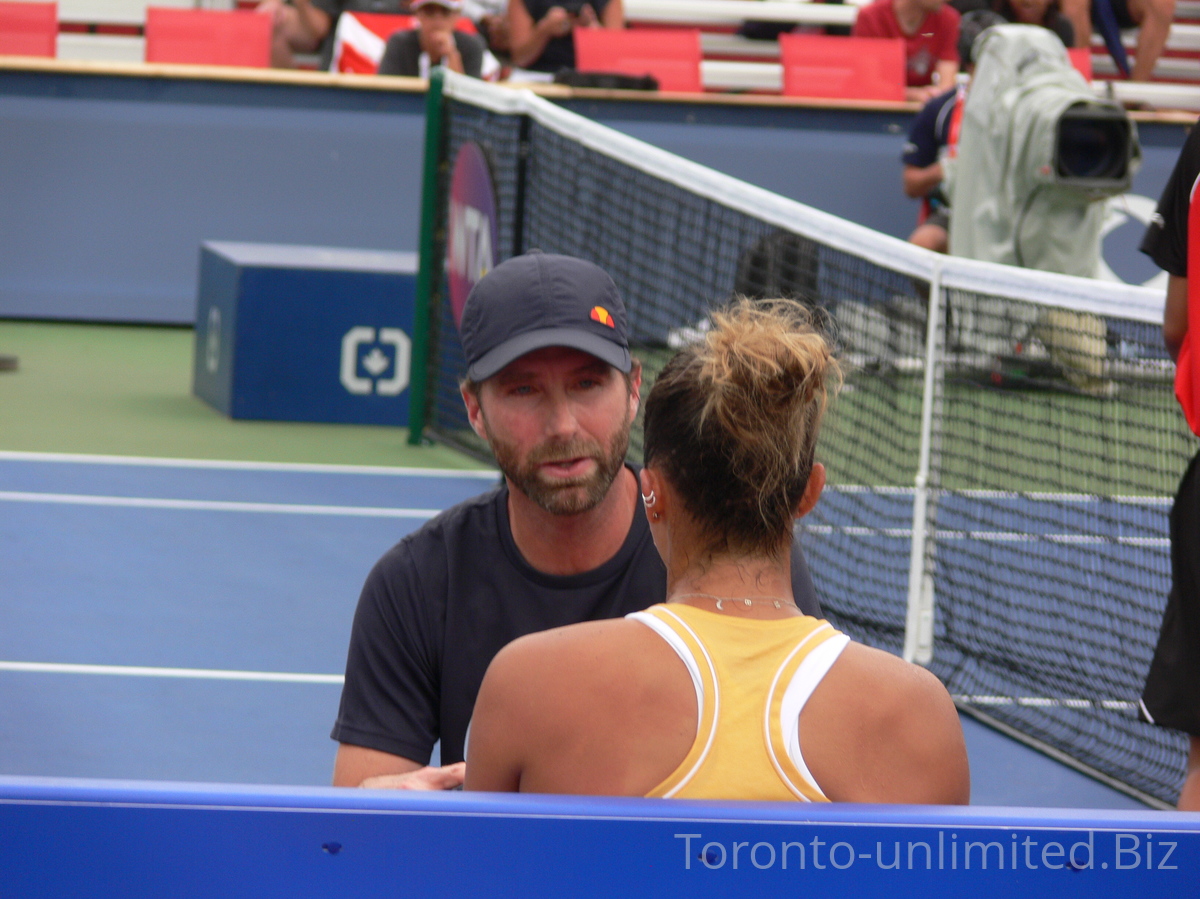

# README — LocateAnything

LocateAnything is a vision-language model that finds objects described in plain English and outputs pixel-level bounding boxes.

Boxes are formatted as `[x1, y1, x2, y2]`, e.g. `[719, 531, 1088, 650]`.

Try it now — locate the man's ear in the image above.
[796, 462, 825, 519]
[461, 384, 489, 441]
[627, 359, 643, 419]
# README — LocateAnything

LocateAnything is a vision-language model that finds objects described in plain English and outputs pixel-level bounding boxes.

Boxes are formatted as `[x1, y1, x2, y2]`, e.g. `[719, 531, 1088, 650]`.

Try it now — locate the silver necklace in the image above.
[673, 592, 798, 611]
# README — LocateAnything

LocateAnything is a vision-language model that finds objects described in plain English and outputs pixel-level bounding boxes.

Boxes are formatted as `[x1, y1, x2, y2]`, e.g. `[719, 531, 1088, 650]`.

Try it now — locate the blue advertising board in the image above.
[1, 776, 1198, 898]
[192, 242, 417, 425]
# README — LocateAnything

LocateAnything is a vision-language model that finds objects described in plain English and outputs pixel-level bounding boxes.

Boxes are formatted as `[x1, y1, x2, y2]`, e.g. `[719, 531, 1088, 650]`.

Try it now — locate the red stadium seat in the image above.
[0, 1, 57, 57]
[144, 7, 272, 67]
[573, 27, 703, 93]
[1067, 46, 1093, 80]
[779, 34, 906, 102]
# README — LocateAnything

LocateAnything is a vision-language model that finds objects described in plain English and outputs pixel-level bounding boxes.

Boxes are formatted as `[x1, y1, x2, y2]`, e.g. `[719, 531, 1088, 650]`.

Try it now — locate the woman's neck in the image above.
[666, 556, 797, 615]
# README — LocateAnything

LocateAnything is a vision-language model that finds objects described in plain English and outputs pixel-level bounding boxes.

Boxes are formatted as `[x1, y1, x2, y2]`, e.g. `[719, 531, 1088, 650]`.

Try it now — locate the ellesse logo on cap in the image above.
[590, 306, 615, 328]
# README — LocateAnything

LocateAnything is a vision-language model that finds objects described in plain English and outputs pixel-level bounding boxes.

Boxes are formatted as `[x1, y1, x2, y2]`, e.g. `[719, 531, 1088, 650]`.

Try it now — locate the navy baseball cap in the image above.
[460, 251, 631, 382]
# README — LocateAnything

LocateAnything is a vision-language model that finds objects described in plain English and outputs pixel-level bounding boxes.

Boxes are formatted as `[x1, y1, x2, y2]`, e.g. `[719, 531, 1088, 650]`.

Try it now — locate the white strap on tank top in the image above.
[627, 610, 704, 736]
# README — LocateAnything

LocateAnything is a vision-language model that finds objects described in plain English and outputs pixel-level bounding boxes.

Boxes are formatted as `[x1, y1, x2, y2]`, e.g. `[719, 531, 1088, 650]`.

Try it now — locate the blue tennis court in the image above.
[0, 452, 1157, 806]
[0, 452, 496, 784]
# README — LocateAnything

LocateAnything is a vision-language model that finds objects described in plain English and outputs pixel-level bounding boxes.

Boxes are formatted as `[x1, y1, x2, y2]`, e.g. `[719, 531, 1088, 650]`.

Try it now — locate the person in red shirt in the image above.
[853, 0, 961, 102]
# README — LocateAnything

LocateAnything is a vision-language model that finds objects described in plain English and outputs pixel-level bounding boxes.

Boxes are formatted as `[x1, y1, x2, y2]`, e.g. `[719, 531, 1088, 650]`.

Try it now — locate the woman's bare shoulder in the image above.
[805, 640, 970, 805]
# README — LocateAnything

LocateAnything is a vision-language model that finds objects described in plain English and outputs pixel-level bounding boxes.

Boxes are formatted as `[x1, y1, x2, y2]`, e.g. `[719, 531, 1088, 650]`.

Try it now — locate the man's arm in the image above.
[333, 744, 424, 786]
[932, 58, 958, 93]
[1060, 0, 1092, 47]
[331, 538, 447, 785]
[335, 745, 465, 790]
[428, 29, 466, 73]
[903, 161, 943, 198]
[598, 0, 623, 29]
[260, 0, 332, 51]
[1165, 274, 1188, 362]
[507, 0, 570, 68]
[291, 0, 333, 47]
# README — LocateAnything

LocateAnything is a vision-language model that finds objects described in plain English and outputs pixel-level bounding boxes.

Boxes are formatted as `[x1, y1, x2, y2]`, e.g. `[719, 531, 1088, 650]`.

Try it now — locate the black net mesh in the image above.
[920, 289, 1194, 802]
[419, 85, 1196, 806]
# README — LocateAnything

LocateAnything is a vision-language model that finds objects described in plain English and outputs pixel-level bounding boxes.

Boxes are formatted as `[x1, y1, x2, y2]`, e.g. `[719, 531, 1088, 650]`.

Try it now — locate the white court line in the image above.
[0, 491, 440, 518]
[0, 450, 499, 479]
[0, 666, 1130, 710]
[803, 523, 1169, 546]
[957, 694, 1137, 711]
[0, 662, 1137, 710]
[0, 661, 343, 684]
[820, 484, 1171, 505]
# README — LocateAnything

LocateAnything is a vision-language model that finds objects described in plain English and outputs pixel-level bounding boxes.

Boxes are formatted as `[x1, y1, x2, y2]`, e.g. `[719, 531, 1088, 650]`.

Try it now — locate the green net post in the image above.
[407, 68, 446, 445]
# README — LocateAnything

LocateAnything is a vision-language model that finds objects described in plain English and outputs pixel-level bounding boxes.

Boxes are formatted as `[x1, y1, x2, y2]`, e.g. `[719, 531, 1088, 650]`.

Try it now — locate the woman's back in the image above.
[466, 602, 968, 803]
[631, 604, 846, 801]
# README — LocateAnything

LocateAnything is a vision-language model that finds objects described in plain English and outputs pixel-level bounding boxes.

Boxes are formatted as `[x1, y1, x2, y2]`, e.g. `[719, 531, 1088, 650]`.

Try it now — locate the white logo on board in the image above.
[448, 201, 494, 288]
[205, 306, 221, 374]
[340, 327, 411, 396]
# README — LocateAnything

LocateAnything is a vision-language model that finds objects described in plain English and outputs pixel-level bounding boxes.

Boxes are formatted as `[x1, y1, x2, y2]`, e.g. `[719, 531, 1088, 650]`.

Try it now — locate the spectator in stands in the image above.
[464, 298, 970, 803]
[1058, 0, 1174, 81]
[952, 0, 1073, 45]
[258, 0, 409, 69]
[464, 0, 512, 58]
[853, 0, 961, 102]
[506, 0, 622, 73]
[902, 10, 1003, 252]
[995, 0, 1075, 43]
[377, 0, 489, 77]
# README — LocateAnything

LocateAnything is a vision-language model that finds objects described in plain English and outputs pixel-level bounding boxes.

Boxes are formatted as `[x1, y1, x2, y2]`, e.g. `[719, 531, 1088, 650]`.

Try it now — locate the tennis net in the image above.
[409, 71, 1196, 807]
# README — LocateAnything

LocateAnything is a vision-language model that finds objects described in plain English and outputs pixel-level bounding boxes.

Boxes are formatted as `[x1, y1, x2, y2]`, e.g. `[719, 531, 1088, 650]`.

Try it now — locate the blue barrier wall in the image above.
[1, 776, 1198, 898]
[0, 69, 426, 324]
[0, 64, 1189, 324]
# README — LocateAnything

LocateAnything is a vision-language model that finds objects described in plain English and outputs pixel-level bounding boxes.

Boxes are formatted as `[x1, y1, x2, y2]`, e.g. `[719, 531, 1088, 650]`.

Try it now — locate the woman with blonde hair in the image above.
[465, 298, 969, 803]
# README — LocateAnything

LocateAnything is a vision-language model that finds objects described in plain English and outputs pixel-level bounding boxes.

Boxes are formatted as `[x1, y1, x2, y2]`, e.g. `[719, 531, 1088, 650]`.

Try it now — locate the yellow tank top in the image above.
[627, 603, 850, 802]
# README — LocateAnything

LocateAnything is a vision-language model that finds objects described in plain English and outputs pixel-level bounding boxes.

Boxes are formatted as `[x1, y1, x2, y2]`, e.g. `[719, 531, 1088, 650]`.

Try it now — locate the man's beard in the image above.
[486, 417, 632, 516]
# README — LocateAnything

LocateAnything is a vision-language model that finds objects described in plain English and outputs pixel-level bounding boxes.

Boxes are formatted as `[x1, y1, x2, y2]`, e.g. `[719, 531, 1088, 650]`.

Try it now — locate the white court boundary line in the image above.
[957, 694, 1137, 711]
[0, 661, 343, 684]
[0, 491, 441, 518]
[1, 661, 1136, 709]
[822, 484, 1172, 505]
[803, 523, 1170, 546]
[0, 451, 499, 479]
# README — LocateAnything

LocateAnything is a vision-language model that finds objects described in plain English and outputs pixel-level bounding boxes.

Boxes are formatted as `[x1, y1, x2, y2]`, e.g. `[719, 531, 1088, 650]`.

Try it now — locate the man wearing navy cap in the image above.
[330, 252, 822, 789]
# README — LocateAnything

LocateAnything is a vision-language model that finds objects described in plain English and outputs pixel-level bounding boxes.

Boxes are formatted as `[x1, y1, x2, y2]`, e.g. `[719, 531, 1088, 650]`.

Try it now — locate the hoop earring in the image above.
[641, 490, 657, 507]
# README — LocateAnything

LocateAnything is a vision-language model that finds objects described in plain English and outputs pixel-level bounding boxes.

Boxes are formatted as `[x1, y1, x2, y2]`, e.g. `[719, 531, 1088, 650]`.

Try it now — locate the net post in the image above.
[406, 67, 447, 446]
[903, 259, 944, 666]
[512, 115, 531, 257]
